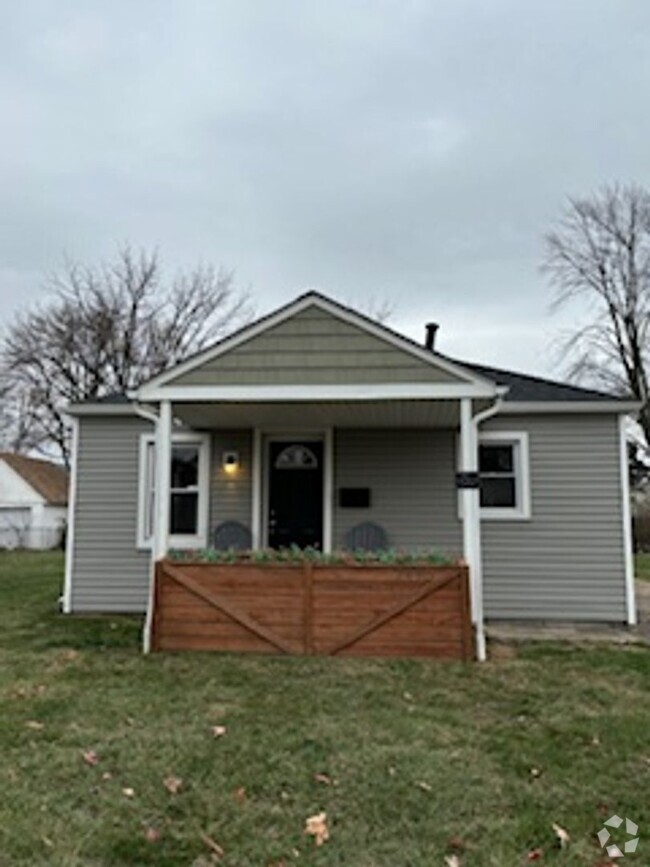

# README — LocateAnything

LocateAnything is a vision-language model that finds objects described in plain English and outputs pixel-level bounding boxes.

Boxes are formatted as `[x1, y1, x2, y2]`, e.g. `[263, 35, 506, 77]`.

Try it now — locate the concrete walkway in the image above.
[486, 581, 650, 647]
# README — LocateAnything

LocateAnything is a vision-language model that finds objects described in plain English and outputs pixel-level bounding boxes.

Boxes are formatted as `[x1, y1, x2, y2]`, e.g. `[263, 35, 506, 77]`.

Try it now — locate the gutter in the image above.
[470, 390, 506, 662]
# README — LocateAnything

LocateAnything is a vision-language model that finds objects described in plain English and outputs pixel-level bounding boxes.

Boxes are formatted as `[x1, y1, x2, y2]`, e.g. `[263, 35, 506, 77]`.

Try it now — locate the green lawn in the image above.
[636, 552, 650, 581]
[1, 554, 649, 866]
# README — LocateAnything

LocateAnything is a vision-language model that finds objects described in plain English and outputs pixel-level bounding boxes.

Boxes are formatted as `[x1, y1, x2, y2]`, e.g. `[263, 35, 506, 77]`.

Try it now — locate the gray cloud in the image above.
[1, 0, 650, 375]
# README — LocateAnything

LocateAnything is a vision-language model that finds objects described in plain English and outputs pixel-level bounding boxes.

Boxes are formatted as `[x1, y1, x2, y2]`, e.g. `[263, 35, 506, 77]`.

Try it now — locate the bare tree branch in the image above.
[0, 247, 253, 466]
[543, 183, 650, 446]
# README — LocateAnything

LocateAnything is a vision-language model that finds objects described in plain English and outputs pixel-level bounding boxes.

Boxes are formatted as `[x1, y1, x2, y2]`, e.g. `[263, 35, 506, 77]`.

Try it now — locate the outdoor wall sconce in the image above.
[222, 451, 240, 475]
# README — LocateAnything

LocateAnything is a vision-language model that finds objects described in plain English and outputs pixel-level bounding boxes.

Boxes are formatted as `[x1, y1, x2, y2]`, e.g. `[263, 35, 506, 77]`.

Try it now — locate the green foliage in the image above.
[635, 552, 650, 582]
[168, 545, 455, 567]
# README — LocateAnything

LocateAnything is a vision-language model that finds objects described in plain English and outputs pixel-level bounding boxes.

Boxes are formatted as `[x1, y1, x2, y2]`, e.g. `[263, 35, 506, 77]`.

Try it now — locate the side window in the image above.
[477, 433, 530, 520]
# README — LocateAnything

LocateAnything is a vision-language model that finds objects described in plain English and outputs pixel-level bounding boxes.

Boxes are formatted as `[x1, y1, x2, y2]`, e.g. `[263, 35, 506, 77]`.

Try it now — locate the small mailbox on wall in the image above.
[338, 488, 371, 508]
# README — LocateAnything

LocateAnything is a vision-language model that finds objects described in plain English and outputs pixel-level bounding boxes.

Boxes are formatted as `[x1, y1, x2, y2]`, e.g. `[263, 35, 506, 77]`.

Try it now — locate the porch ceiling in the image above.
[172, 399, 488, 430]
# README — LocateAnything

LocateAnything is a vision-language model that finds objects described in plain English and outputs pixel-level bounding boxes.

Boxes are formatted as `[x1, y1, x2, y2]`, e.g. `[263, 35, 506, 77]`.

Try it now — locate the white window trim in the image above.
[478, 431, 531, 521]
[137, 431, 211, 550]
[457, 430, 531, 521]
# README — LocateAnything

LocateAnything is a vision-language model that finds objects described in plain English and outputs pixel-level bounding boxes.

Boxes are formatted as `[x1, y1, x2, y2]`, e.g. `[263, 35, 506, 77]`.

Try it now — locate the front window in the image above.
[170, 445, 200, 534]
[477, 432, 531, 520]
[138, 434, 209, 548]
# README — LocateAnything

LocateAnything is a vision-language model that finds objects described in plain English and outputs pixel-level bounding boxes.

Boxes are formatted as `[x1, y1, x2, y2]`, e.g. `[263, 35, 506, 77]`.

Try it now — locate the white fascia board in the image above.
[138, 383, 498, 402]
[137, 293, 494, 392]
[498, 400, 641, 414]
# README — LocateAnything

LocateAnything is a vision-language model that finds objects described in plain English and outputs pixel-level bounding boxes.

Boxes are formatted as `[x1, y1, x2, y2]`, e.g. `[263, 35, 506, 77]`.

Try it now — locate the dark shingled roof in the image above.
[459, 361, 626, 403]
[80, 393, 132, 405]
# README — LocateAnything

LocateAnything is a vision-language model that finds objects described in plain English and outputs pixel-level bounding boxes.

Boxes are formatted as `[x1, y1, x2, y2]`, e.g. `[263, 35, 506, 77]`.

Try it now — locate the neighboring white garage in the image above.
[0, 453, 68, 549]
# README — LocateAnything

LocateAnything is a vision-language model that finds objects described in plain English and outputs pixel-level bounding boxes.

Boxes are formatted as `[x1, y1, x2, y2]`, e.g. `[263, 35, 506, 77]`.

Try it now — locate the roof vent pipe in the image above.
[425, 322, 439, 352]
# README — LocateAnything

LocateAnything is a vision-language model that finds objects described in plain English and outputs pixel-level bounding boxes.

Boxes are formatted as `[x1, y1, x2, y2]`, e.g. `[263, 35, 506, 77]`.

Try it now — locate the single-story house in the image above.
[64, 291, 639, 658]
[0, 452, 68, 549]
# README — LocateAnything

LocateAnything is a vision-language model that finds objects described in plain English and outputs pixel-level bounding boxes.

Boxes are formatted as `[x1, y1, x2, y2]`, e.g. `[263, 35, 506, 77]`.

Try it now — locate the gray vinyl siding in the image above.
[209, 430, 252, 537]
[333, 429, 463, 555]
[69, 415, 151, 613]
[169, 306, 462, 386]
[481, 414, 627, 621]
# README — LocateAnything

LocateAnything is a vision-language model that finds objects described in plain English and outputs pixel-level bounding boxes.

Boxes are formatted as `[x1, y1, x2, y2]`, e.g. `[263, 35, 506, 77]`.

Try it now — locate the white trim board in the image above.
[619, 414, 637, 625]
[138, 383, 498, 402]
[137, 292, 495, 395]
[62, 417, 79, 613]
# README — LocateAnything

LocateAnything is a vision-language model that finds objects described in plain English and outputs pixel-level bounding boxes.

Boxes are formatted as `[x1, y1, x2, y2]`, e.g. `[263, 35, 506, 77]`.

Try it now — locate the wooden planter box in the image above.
[151, 560, 473, 661]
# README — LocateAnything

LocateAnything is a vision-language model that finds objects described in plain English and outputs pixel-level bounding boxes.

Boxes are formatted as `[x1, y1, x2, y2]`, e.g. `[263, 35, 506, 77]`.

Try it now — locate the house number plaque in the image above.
[455, 472, 480, 489]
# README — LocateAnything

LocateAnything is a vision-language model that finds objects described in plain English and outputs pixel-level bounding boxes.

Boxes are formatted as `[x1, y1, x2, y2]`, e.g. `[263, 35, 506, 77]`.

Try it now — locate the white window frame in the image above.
[137, 432, 211, 549]
[478, 431, 531, 521]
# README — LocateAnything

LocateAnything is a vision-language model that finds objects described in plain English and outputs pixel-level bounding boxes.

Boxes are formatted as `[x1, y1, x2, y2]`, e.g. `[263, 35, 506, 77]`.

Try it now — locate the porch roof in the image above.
[170, 397, 472, 429]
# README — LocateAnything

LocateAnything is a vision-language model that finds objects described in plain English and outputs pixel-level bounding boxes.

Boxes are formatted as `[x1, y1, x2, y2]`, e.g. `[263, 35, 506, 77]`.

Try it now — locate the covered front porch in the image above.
[139, 393, 501, 661]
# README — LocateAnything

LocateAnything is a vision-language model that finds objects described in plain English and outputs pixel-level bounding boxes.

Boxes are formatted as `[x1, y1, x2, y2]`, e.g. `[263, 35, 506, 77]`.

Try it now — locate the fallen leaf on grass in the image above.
[163, 775, 183, 794]
[42, 836, 54, 848]
[145, 826, 161, 843]
[232, 786, 247, 804]
[211, 725, 227, 738]
[200, 832, 225, 860]
[82, 750, 99, 766]
[552, 823, 570, 848]
[122, 787, 135, 798]
[305, 812, 329, 846]
[444, 856, 461, 867]
[314, 773, 332, 786]
[527, 848, 543, 861]
[25, 721, 45, 731]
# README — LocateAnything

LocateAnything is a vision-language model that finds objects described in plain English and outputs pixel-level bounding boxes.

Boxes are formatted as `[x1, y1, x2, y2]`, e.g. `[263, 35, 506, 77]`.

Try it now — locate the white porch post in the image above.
[154, 399, 173, 560]
[459, 397, 486, 661]
[143, 399, 172, 653]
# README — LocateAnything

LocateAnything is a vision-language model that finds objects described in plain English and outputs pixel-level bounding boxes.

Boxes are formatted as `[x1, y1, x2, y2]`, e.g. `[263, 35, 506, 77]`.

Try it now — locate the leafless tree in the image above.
[544, 183, 650, 445]
[0, 247, 252, 467]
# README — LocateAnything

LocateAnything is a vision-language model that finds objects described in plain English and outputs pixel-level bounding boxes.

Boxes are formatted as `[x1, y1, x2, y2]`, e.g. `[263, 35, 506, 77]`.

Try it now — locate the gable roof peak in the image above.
[138, 289, 493, 393]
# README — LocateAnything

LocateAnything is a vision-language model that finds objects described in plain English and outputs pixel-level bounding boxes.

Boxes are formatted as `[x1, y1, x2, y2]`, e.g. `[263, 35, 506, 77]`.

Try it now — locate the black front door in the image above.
[268, 440, 324, 549]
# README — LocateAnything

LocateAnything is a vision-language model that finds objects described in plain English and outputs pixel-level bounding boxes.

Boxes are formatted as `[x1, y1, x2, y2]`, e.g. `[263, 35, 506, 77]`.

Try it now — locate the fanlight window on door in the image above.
[274, 444, 318, 469]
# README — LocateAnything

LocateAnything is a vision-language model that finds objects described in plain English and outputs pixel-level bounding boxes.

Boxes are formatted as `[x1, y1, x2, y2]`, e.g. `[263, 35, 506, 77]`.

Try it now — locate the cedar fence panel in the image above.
[152, 560, 473, 661]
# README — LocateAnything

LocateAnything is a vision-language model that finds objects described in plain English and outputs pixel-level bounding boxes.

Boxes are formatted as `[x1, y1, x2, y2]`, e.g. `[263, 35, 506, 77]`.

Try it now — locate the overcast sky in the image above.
[2, 1, 650, 377]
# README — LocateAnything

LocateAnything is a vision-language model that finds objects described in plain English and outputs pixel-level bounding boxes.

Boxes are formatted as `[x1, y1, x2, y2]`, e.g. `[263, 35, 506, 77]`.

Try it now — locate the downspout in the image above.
[470, 388, 507, 662]
[134, 403, 160, 654]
